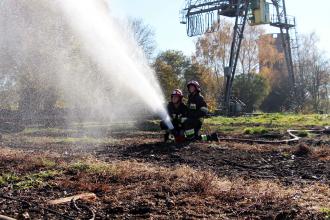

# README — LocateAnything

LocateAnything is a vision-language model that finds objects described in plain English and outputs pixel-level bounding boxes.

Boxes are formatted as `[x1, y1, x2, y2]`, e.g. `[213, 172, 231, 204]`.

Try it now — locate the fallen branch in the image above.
[48, 193, 97, 205]
[0, 215, 16, 220]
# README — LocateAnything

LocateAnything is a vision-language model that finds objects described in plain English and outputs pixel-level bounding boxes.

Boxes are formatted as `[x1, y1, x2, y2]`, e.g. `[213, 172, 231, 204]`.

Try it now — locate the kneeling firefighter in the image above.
[160, 89, 188, 142]
[184, 80, 218, 142]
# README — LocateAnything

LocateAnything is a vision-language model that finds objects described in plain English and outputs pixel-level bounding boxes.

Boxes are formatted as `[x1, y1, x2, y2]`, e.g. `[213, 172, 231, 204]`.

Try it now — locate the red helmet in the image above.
[187, 80, 201, 92]
[171, 89, 183, 98]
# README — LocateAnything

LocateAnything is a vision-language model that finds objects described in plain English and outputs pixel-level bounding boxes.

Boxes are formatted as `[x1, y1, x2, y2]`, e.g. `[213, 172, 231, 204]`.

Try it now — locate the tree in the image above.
[0, 0, 96, 119]
[233, 73, 270, 112]
[238, 25, 265, 75]
[185, 61, 220, 111]
[194, 20, 268, 110]
[295, 32, 330, 113]
[0, 0, 63, 116]
[153, 50, 219, 110]
[259, 32, 330, 113]
[153, 50, 190, 98]
[128, 18, 157, 60]
[195, 20, 232, 85]
[195, 20, 266, 76]
[258, 34, 293, 112]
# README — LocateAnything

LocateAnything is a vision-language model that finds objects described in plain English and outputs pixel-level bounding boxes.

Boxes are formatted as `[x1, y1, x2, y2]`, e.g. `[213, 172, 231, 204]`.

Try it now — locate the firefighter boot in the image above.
[164, 131, 175, 143]
[210, 132, 219, 142]
[200, 133, 219, 142]
[164, 132, 170, 142]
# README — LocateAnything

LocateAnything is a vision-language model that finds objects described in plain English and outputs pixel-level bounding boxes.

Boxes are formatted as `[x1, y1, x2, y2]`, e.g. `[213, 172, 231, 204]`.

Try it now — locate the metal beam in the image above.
[224, 0, 250, 115]
[270, 0, 296, 92]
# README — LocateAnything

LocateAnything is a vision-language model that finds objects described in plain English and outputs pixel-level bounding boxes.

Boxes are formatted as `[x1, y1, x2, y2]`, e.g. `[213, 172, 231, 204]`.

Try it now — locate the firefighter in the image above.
[184, 80, 218, 141]
[160, 89, 188, 142]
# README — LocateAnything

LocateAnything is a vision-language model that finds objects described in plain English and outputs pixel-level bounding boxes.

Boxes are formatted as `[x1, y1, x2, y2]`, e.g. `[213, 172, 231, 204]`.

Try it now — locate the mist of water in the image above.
[0, 0, 173, 129]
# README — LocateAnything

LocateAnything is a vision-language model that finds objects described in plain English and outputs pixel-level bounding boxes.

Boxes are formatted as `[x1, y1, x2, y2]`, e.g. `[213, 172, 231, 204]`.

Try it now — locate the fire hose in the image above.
[218, 127, 330, 145]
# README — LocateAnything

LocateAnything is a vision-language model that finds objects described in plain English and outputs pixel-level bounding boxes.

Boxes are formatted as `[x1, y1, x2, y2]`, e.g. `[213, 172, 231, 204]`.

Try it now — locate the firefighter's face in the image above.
[171, 95, 181, 104]
[189, 85, 196, 93]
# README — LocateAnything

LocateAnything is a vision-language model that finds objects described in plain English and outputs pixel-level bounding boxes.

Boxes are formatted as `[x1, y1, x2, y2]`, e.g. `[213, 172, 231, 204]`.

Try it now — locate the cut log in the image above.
[0, 215, 16, 220]
[47, 193, 97, 205]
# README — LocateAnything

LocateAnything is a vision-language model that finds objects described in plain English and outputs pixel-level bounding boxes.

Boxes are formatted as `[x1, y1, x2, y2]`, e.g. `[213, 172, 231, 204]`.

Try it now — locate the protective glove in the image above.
[180, 117, 188, 123]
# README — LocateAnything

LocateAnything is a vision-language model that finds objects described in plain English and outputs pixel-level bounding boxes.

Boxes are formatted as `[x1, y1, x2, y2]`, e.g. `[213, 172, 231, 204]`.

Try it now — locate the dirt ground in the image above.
[0, 126, 329, 219]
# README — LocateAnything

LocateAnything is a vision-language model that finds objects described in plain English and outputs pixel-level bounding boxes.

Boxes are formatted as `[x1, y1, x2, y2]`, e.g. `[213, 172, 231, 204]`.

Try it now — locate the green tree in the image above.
[233, 73, 270, 112]
[185, 61, 221, 111]
[0, 0, 64, 117]
[153, 50, 190, 98]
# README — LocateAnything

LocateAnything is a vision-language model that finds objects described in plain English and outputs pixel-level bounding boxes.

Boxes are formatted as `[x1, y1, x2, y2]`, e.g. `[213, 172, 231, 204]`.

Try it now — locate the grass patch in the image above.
[205, 113, 330, 134]
[320, 208, 330, 219]
[244, 127, 269, 135]
[0, 173, 20, 186]
[23, 127, 78, 135]
[296, 130, 309, 138]
[37, 158, 57, 168]
[69, 160, 122, 177]
[15, 170, 61, 189]
[206, 113, 330, 127]
[0, 170, 61, 190]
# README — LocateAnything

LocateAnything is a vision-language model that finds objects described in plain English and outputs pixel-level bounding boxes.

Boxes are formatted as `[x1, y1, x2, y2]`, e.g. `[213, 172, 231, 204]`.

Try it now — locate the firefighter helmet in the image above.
[187, 80, 201, 92]
[171, 89, 183, 98]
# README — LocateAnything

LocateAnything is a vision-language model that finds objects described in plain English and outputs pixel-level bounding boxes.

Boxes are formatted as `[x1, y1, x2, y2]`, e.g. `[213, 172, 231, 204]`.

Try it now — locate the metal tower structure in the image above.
[181, 0, 250, 115]
[180, 0, 297, 115]
[270, 0, 296, 88]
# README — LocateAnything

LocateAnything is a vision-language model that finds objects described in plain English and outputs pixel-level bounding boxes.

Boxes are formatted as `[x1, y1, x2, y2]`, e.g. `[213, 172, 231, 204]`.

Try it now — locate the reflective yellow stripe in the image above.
[190, 104, 197, 110]
[201, 135, 208, 141]
[184, 129, 195, 137]
[201, 107, 208, 113]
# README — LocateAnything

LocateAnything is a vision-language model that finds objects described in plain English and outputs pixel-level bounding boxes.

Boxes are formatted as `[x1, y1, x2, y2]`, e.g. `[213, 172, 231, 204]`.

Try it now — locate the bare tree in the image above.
[238, 25, 265, 75]
[128, 18, 156, 60]
[195, 20, 232, 83]
[296, 32, 330, 113]
[195, 20, 268, 84]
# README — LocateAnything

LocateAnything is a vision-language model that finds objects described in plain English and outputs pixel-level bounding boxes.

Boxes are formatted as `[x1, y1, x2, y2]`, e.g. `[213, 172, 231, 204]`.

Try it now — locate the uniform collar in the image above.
[189, 92, 199, 98]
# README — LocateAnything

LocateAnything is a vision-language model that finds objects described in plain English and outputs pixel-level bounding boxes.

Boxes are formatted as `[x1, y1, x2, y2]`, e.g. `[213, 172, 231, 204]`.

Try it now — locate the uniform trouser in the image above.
[183, 118, 202, 139]
[161, 119, 216, 142]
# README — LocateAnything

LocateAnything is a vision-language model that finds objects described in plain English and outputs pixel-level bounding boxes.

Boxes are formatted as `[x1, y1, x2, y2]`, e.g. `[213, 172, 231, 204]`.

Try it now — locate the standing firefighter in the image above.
[160, 89, 188, 142]
[185, 80, 218, 141]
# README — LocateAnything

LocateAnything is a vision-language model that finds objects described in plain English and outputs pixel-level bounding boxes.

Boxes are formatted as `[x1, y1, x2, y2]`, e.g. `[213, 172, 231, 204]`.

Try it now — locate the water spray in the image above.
[56, 0, 173, 127]
[0, 0, 174, 129]
[157, 108, 174, 130]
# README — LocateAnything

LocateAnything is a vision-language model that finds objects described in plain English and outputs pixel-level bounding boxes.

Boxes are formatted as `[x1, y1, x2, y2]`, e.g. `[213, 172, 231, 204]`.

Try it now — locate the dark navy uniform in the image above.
[160, 102, 188, 141]
[187, 93, 208, 119]
[184, 93, 208, 138]
[166, 102, 188, 131]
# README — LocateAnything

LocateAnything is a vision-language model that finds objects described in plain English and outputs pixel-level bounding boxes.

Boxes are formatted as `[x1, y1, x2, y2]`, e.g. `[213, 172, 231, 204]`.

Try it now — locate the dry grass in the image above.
[313, 146, 330, 161]
[89, 160, 329, 217]
[0, 148, 329, 218]
[293, 144, 313, 157]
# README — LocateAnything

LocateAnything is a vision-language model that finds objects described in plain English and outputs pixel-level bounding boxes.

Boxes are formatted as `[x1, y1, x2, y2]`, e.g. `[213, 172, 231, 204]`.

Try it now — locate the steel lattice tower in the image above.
[180, 0, 297, 115]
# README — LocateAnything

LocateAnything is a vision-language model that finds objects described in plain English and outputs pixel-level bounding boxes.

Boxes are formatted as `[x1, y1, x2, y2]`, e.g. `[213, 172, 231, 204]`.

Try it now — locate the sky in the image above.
[110, 0, 330, 58]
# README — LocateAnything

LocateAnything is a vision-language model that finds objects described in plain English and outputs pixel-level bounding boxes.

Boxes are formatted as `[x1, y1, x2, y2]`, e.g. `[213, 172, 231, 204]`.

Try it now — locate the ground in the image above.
[0, 114, 329, 219]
